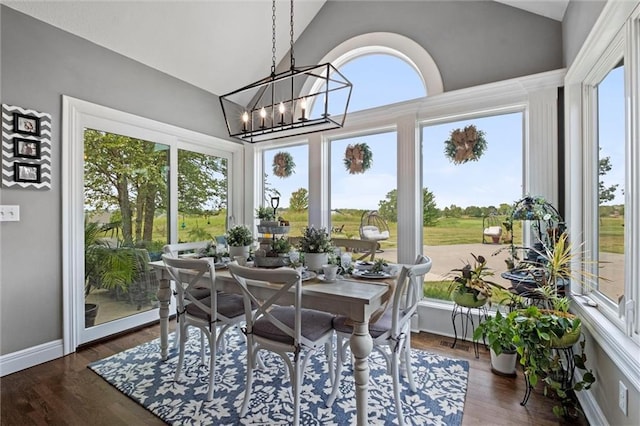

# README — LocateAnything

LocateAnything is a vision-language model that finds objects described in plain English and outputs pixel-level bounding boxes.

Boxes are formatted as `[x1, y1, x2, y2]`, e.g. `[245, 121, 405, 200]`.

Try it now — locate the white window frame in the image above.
[565, 0, 640, 391]
[62, 96, 243, 353]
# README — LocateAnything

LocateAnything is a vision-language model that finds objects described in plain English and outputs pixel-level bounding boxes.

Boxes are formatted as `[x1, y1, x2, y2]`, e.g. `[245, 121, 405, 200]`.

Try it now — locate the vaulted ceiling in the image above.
[4, 1, 569, 96]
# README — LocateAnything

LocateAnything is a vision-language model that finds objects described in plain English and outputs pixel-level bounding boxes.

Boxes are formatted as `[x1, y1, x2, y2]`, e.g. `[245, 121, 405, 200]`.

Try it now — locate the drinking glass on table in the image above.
[340, 253, 352, 274]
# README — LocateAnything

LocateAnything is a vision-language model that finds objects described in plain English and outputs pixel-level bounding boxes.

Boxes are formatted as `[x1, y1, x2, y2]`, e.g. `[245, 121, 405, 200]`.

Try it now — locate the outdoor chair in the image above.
[227, 262, 335, 426]
[161, 255, 245, 401]
[331, 237, 377, 261]
[327, 255, 432, 426]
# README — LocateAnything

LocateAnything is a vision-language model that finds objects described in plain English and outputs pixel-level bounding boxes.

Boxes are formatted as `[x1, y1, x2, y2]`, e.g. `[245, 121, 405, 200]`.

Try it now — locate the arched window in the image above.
[335, 53, 426, 112]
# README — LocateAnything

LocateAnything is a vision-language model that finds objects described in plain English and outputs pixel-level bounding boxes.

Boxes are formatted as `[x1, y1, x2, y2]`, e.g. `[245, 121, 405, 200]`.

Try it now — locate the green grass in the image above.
[598, 216, 625, 254]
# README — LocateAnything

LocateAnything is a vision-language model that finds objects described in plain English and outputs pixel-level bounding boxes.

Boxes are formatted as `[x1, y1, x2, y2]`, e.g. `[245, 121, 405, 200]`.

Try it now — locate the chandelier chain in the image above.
[290, 0, 295, 69]
[271, 0, 277, 75]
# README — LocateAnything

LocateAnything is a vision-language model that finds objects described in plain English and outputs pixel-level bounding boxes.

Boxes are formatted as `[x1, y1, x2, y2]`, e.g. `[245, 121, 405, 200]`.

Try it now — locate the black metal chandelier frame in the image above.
[219, 0, 352, 143]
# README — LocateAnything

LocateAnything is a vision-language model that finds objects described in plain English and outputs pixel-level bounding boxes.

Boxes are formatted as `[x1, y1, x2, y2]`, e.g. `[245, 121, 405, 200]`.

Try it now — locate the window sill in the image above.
[571, 298, 640, 392]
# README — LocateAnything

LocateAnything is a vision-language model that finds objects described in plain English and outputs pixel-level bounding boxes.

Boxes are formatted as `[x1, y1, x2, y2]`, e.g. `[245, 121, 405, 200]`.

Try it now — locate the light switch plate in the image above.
[619, 381, 628, 415]
[0, 205, 20, 221]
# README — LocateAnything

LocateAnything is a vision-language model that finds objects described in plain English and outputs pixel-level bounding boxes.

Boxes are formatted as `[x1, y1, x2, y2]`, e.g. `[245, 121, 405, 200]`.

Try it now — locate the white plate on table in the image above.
[301, 270, 317, 281]
[352, 270, 393, 279]
[354, 260, 375, 271]
[317, 274, 337, 283]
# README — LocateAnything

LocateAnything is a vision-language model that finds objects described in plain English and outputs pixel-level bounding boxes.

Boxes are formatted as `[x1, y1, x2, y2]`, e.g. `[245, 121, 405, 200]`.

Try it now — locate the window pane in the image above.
[262, 145, 309, 236]
[321, 54, 425, 114]
[330, 132, 397, 254]
[177, 150, 228, 243]
[84, 129, 169, 326]
[596, 61, 625, 303]
[421, 113, 523, 300]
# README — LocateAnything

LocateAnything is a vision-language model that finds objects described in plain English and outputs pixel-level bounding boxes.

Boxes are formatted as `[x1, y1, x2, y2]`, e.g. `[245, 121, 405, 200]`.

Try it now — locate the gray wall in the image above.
[293, 1, 563, 92]
[562, 0, 607, 67]
[0, 2, 562, 355]
[0, 6, 230, 355]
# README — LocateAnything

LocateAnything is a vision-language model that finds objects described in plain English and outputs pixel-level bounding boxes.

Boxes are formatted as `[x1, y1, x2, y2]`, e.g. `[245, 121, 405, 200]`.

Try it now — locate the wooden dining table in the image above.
[149, 260, 393, 426]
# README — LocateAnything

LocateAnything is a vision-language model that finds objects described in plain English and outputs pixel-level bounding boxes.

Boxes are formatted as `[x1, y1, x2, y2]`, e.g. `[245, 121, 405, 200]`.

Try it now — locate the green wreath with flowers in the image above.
[444, 125, 488, 165]
[272, 151, 295, 178]
[343, 143, 373, 174]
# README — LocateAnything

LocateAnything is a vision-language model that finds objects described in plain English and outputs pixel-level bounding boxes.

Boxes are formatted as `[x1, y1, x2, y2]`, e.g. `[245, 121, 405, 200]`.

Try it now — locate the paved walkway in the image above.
[376, 243, 624, 298]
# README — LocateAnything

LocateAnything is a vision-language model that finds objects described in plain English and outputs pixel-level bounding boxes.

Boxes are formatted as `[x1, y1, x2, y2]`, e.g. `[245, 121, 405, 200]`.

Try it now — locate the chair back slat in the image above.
[391, 255, 432, 333]
[162, 241, 209, 258]
[227, 263, 306, 347]
[162, 255, 216, 322]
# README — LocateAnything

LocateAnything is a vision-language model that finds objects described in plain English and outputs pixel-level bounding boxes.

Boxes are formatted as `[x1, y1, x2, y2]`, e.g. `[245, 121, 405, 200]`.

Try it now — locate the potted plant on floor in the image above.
[509, 285, 595, 418]
[297, 226, 334, 272]
[473, 309, 518, 377]
[448, 253, 501, 308]
[226, 225, 253, 259]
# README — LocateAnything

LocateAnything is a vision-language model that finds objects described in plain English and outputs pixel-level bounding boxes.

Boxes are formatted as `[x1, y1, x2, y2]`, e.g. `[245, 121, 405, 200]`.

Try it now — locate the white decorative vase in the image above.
[229, 245, 250, 259]
[490, 348, 517, 377]
[304, 252, 328, 272]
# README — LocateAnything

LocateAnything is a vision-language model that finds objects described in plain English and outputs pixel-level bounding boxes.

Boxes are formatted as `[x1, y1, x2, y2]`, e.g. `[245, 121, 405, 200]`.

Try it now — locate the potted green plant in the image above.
[474, 310, 518, 376]
[448, 253, 500, 308]
[226, 225, 253, 258]
[297, 226, 334, 272]
[84, 220, 138, 327]
[269, 236, 291, 256]
[255, 206, 276, 225]
[506, 285, 595, 418]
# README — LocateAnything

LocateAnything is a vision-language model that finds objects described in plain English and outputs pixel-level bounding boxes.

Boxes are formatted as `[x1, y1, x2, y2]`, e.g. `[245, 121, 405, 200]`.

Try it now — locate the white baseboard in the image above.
[575, 369, 610, 426]
[0, 339, 63, 377]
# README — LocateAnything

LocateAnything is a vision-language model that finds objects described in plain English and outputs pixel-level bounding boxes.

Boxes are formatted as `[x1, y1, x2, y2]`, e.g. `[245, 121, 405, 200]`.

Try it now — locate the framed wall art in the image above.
[13, 138, 41, 159]
[13, 112, 40, 136]
[14, 162, 41, 183]
[2, 104, 52, 190]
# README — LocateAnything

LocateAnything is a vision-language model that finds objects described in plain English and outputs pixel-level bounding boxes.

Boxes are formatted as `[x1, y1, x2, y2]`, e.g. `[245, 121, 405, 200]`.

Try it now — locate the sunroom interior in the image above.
[1, 1, 639, 425]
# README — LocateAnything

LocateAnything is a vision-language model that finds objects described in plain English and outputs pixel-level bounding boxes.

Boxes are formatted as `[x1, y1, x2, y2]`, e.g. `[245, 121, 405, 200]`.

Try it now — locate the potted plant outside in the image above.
[297, 226, 334, 272]
[84, 220, 138, 327]
[226, 225, 253, 259]
[448, 253, 501, 308]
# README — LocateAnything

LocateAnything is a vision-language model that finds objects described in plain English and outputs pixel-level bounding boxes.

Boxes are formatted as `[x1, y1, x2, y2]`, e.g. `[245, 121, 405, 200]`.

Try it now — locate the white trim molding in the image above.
[0, 339, 63, 377]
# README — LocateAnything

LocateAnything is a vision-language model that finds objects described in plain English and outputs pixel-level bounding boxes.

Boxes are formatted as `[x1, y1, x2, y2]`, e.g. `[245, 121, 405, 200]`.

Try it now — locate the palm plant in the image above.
[84, 220, 137, 295]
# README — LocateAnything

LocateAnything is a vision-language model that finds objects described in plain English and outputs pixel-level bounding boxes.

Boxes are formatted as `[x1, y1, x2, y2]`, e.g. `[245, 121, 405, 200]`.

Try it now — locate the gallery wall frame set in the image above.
[2, 104, 51, 190]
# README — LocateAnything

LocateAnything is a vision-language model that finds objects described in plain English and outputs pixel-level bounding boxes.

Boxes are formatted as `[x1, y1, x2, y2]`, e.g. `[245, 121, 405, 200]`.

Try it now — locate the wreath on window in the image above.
[272, 151, 295, 178]
[344, 143, 373, 174]
[444, 125, 488, 165]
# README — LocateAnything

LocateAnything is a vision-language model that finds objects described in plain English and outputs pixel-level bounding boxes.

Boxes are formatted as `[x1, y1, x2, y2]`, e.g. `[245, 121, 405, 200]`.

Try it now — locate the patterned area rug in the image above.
[89, 328, 468, 425]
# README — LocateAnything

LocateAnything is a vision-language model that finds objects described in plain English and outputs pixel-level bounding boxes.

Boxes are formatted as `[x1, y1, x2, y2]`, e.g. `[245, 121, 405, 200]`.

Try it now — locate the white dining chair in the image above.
[162, 242, 212, 349]
[227, 262, 335, 426]
[327, 255, 432, 426]
[161, 255, 245, 401]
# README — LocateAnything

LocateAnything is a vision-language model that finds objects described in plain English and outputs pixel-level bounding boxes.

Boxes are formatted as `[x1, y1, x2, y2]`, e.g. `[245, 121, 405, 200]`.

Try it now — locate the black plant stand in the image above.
[450, 303, 488, 358]
[520, 346, 576, 406]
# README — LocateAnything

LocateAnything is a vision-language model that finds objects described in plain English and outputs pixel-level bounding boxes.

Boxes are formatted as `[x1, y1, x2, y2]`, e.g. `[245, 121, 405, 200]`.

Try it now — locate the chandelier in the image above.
[219, 0, 352, 143]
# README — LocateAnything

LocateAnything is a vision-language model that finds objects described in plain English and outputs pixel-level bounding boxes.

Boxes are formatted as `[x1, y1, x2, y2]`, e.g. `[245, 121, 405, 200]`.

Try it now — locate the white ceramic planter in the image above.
[304, 252, 328, 272]
[229, 245, 250, 259]
[490, 348, 517, 377]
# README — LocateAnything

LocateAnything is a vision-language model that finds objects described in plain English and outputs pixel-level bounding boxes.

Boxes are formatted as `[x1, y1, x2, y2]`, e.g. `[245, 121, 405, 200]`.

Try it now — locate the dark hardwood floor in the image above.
[1, 323, 588, 425]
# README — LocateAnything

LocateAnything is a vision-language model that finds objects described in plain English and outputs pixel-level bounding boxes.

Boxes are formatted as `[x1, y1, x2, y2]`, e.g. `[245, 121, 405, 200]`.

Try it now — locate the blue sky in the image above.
[597, 65, 625, 206]
[264, 55, 624, 210]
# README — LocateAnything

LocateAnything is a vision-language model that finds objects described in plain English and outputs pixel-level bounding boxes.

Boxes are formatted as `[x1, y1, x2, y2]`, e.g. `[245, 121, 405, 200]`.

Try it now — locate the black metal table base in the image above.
[450, 303, 488, 358]
[520, 346, 575, 406]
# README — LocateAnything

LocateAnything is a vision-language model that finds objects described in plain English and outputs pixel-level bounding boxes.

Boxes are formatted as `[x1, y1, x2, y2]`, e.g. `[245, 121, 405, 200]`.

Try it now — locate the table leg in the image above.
[156, 274, 172, 360]
[350, 321, 373, 426]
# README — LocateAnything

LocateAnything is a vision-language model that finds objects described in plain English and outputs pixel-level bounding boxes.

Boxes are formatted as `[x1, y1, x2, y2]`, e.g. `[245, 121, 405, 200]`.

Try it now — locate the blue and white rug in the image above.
[89, 328, 468, 425]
